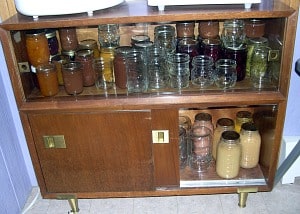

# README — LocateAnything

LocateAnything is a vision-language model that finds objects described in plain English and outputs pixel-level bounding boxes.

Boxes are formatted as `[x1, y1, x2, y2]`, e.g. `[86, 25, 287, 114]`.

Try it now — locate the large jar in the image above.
[45, 29, 59, 57]
[59, 27, 78, 51]
[167, 53, 190, 88]
[235, 111, 252, 132]
[240, 122, 261, 168]
[179, 127, 188, 169]
[193, 112, 214, 135]
[25, 30, 50, 67]
[212, 118, 235, 160]
[113, 46, 132, 89]
[36, 63, 59, 97]
[75, 49, 95, 86]
[216, 131, 241, 179]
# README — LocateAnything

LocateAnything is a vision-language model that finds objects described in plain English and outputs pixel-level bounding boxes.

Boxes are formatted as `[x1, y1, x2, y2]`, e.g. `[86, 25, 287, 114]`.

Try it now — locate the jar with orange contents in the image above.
[25, 30, 50, 67]
[100, 47, 115, 83]
[36, 63, 59, 97]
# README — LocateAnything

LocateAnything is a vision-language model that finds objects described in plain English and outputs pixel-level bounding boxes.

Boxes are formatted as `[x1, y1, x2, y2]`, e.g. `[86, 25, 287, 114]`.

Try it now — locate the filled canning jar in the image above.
[62, 62, 83, 95]
[59, 27, 78, 51]
[75, 49, 95, 86]
[36, 63, 58, 97]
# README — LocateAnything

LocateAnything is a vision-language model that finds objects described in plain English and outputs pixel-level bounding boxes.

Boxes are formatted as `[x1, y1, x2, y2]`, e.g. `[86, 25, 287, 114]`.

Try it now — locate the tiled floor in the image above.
[22, 178, 300, 214]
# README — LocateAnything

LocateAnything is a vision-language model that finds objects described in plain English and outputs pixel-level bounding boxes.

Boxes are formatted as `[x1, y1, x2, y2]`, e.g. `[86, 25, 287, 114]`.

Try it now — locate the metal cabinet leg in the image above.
[57, 194, 79, 213]
[237, 187, 258, 208]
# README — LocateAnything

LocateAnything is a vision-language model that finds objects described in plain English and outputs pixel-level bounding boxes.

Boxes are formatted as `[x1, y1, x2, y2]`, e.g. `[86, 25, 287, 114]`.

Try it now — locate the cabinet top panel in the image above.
[0, 0, 295, 30]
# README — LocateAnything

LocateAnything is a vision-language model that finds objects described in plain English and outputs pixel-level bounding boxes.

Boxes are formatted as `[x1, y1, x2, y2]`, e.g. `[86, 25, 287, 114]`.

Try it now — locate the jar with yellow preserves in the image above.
[36, 63, 58, 97]
[216, 131, 241, 179]
[100, 48, 115, 83]
[235, 111, 252, 132]
[240, 122, 261, 168]
[26, 30, 50, 67]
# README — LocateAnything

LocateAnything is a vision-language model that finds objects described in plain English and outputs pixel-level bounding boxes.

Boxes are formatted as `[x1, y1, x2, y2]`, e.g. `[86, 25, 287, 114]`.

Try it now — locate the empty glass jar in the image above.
[222, 19, 246, 49]
[98, 24, 120, 48]
[191, 55, 214, 88]
[167, 53, 190, 89]
[214, 59, 237, 90]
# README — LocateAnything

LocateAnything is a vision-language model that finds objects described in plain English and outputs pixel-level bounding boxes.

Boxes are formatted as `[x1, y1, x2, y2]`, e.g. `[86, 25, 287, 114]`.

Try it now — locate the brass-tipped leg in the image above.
[68, 197, 79, 213]
[237, 187, 258, 208]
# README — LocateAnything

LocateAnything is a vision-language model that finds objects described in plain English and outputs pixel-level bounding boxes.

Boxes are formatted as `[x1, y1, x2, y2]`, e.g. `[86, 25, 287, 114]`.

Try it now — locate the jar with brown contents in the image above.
[75, 49, 95, 86]
[59, 27, 78, 51]
[113, 46, 132, 89]
[198, 21, 219, 39]
[62, 62, 83, 95]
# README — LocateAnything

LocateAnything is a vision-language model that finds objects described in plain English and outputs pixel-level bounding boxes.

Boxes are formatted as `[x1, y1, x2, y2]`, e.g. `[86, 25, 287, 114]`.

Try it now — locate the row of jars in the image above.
[179, 111, 262, 179]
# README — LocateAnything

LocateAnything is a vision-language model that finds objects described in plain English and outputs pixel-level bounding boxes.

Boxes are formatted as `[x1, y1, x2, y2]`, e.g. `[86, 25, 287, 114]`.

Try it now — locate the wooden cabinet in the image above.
[0, 0, 299, 205]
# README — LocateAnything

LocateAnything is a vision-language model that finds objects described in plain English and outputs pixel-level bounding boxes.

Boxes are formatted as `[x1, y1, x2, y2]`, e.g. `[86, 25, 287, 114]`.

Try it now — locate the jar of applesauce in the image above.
[216, 131, 241, 179]
[25, 30, 50, 67]
[36, 63, 59, 97]
[240, 122, 261, 168]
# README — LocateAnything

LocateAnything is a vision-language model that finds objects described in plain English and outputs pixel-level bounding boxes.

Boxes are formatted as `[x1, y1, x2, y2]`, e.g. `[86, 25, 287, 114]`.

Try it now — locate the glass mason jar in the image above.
[179, 127, 188, 169]
[176, 21, 195, 39]
[45, 29, 59, 57]
[147, 47, 169, 89]
[235, 110, 252, 132]
[223, 45, 247, 82]
[189, 126, 212, 172]
[62, 62, 83, 95]
[216, 131, 241, 179]
[36, 63, 59, 97]
[75, 49, 95, 87]
[201, 38, 222, 63]
[59, 27, 78, 51]
[214, 59, 237, 89]
[191, 55, 214, 88]
[167, 53, 190, 88]
[25, 30, 50, 67]
[125, 50, 148, 93]
[212, 118, 235, 160]
[221, 19, 246, 49]
[113, 46, 132, 89]
[246, 37, 269, 77]
[51, 54, 70, 85]
[198, 20, 220, 39]
[179, 115, 192, 133]
[154, 25, 176, 54]
[193, 112, 214, 135]
[245, 19, 266, 38]
[98, 24, 120, 48]
[100, 47, 115, 84]
[240, 122, 261, 168]
[93, 58, 115, 90]
[78, 39, 100, 58]
[177, 38, 199, 71]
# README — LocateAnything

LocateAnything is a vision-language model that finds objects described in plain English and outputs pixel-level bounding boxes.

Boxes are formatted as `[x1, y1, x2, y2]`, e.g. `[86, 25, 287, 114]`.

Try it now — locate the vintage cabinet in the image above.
[0, 0, 299, 210]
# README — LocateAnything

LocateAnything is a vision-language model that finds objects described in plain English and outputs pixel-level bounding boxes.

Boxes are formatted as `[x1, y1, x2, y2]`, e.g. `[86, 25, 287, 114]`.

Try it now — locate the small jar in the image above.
[98, 24, 120, 48]
[75, 49, 95, 86]
[240, 122, 261, 168]
[59, 27, 78, 51]
[25, 30, 50, 67]
[245, 19, 265, 38]
[216, 131, 241, 179]
[198, 21, 219, 39]
[113, 46, 132, 89]
[202, 38, 222, 63]
[62, 62, 83, 95]
[167, 53, 190, 88]
[45, 29, 59, 57]
[214, 59, 237, 89]
[193, 112, 214, 135]
[212, 118, 235, 160]
[36, 63, 59, 97]
[51, 54, 69, 85]
[78, 39, 100, 58]
[61, 50, 76, 61]
[235, 111, 252, 132]
[154, 25, 176, 54]
[222, 19, 246, 49]
[223, 45, 248, 81]
[176, 21, 195, 38]
[189, 126, 212, 172]
[191, 55, 214, 88]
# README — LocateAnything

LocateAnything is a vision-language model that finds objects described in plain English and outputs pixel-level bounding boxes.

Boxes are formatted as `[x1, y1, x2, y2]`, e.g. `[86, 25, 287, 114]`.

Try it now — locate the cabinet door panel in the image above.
[28, 111, 153, 193]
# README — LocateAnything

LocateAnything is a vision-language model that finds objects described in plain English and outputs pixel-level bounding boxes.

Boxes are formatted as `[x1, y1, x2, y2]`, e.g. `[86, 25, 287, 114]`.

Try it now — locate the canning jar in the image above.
[25, 30, 50, 67]
[98, 24, 120, 48]
[59, 27, 78, 51]
[167, 53, 190, 88]
[240, 122, 261, 168]
[201, 38, 222, 63]
[193, 112, 214, 135]
[214, 59, 237, 89]
[154, 25, 176, 54]
[212, 118, 235, 160]
[75, 49, 95, 86]
[191, 55, 214, 88]
[245, 19, 265, 38]
[45, 29, 59, 57]
[221, 19, 246, 49]
[198, 21, 219, 39]
[100, 48, 115, 83]
[235, 111, 252, 132]
[113, 46, 132, 89]
[62, 62, 83, 95]
[78, 39, 100, 58]
[216, 131, 241, 179]
[51, 54, 69, 85]
[179, 127, 188, 169]
[176, 21, 195, 39]
[36, 63, 58, 97]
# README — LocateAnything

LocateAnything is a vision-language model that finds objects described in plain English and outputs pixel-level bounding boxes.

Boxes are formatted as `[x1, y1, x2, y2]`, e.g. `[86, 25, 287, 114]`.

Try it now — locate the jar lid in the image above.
[217, 118, 234, 127]
[61, 50, 76, 57]
[114, 46, 132, 56]
[221, 131, 240, 142]
[51, 54, 70, 64]
[131, 35, 150, 44]
[76, 49, 94, 57]
[248, 37, 269, 45]
[202, 38, 221, 46]
[45, 29, 57, 39]
[25, 29, 45, 37]
[236, 111, 252, 119]
[36, 63, 55, 73]
[194, 112, 212, 122]
[241, 122, 258, 131]
[78, 39, 98, 49]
